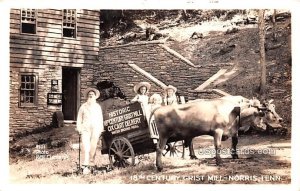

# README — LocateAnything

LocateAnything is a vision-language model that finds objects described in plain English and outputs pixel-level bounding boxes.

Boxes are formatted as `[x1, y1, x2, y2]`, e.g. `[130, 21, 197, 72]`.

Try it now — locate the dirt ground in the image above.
[9, 10, 292, 185]
[9, 125, 291, 184]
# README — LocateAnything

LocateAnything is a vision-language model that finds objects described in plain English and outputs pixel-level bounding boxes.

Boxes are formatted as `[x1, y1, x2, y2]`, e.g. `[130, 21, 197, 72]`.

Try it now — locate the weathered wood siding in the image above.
[9, 9, 100, 137]
[10, 9, 100, 67]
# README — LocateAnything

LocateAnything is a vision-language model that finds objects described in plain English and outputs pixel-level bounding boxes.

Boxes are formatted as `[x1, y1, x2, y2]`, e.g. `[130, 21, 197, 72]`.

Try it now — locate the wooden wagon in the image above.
[100, 100, 161, 167]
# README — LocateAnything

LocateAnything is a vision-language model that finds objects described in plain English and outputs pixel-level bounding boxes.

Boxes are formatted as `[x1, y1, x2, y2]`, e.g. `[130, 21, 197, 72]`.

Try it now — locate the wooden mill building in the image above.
[9, 9, 101, 136]
[9, 9, 231, 138]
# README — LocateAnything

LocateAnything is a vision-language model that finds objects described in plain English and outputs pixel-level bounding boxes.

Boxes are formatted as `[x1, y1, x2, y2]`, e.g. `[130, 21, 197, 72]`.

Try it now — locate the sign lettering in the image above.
[103, 102, 147, 135]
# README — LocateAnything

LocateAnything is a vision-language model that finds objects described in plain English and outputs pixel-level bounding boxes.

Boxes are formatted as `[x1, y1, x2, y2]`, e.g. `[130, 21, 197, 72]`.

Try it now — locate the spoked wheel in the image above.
[163, 141, 185, 158]
[109, 137, 135, 168]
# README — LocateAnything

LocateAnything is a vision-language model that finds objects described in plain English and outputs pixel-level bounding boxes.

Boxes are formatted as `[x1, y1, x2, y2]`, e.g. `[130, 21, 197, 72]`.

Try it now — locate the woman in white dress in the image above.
[162, 85, 178, 106]
[131, 82, 151, 105]
[131, 81, 151, 121]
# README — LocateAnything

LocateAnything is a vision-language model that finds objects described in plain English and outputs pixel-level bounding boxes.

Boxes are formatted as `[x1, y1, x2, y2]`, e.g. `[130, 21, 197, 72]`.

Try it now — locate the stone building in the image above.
[9, 9, 230, 137]
[9, 9, 101, 136]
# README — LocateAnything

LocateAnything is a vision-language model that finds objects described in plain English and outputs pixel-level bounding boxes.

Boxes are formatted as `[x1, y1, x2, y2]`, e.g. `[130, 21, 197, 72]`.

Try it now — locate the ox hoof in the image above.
[216, 159, 223, 166]
[157, 166, 163, 172]
[190, 155, 198, 160]
[232, 154, 239, 159]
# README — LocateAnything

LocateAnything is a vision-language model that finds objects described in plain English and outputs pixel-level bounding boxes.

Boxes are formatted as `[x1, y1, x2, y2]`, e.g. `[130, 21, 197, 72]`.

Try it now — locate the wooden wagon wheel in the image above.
[109, 137, 135, 168]
[163, 141, 185, 158]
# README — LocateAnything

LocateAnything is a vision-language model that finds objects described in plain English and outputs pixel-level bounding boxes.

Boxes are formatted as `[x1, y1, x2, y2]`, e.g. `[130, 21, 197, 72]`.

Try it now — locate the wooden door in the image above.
[62, 67, 79, 120]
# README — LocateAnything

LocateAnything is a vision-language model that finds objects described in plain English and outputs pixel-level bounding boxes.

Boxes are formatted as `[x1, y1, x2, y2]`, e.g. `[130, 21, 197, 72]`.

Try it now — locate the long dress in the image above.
[132, 94, 150, 122]
[132, 94, 149, 106]
[163, 95, 178, 106]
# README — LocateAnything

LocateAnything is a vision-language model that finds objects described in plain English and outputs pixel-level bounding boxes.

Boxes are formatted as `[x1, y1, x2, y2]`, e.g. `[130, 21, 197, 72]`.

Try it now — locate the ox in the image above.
[219, 96, 283, 129]
[153, 97, 270, 172]
[261, 99, 283, 128]
[186, 97, 283, 159]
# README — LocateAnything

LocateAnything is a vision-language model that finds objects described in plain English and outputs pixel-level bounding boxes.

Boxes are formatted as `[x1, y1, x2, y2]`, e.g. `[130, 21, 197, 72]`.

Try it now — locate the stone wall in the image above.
[9, 66, 62, 137]
[188, 90, 228, 100]
[9, 64, 97, 137]
[9, 41, 232, 137]
[98, 41, 232, 100]
[93, 61, 163, 100]
[79, 64, 99, 105]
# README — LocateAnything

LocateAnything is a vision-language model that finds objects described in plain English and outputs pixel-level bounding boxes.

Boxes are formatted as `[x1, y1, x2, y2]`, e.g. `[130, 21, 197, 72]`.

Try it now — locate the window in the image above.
[63, 9, 76, 38]
[20, 74, 37, 107]
[21, 9, 37, 34]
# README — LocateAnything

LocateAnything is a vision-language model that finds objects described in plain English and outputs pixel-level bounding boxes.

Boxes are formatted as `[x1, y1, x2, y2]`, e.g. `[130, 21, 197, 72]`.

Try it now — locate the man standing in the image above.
[76, 87, 104, 174]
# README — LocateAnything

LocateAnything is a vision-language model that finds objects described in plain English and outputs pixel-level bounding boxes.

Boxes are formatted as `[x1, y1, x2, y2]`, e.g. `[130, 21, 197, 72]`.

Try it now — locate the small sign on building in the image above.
[51, 79, 59, 92]
[47, 93, 62, 105]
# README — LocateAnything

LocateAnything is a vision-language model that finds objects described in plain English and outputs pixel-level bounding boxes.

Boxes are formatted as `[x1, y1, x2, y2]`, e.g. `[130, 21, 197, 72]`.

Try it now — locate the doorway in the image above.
[62, 67, 80, 120]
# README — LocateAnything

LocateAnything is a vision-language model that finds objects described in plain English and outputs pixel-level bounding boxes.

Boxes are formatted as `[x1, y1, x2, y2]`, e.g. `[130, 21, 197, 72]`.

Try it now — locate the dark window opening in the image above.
[63, 9, 76, 38]
[21, 23, 36, 34]
[21, 9, 37, 34]
[63, 28, 76, 38]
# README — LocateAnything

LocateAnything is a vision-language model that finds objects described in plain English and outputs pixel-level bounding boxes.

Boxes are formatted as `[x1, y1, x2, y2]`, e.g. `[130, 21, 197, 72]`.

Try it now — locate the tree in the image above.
[272, 9, 277, 41]
[258, 9, 266, 97]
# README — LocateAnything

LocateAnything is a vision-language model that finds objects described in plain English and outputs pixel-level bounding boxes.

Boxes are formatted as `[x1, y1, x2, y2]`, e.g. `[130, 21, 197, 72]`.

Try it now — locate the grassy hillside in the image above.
[100, 9, 291, 133]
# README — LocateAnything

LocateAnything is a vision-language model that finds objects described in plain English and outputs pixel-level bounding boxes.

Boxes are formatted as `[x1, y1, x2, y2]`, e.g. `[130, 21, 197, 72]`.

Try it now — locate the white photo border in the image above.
[1, 0, 299, 190]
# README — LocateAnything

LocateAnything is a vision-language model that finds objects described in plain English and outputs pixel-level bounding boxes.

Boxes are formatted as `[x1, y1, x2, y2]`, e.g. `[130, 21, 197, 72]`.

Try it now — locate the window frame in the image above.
[20, 9, 38, 35]
[19, 73, 39, 107]
[62, 9, 77, 39]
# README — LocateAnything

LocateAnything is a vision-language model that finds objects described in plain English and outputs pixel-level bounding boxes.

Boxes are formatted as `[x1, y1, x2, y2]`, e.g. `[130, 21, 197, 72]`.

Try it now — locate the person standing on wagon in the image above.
[163, 85, 178, 106]
[76, 87, 104, 175]
[131, 81, 151, 106]
[131, 81, 151, 120]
